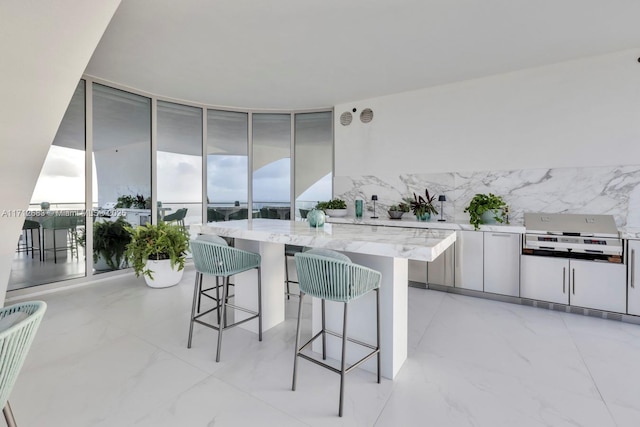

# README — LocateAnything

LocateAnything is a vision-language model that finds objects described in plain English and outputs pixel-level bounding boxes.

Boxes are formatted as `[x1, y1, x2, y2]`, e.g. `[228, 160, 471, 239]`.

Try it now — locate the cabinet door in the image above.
[427, 244, 454, 287]
[454, 231, 483, 291]
[570, 259, 626, 313]
[520, 255, 569, 304]
[483, 232, 521, 296]
[629, 240, 640, 315]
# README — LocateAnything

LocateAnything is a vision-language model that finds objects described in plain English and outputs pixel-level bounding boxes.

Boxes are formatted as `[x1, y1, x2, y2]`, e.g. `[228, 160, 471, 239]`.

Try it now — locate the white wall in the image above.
[334, 49, 640, 177]
[0, 0, 121, 304]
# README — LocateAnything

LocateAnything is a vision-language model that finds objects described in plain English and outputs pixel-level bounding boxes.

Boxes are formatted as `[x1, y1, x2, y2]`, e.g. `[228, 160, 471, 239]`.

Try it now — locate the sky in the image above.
[31, 147, 330, 208]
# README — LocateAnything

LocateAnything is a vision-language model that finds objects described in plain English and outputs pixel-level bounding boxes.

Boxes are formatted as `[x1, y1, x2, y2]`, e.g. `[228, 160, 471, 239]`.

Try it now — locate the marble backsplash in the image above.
[334, 165, 640, 227]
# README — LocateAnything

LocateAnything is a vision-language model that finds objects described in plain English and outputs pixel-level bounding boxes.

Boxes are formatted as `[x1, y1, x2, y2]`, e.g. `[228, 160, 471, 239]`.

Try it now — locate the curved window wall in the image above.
[9, 77, 333, 291]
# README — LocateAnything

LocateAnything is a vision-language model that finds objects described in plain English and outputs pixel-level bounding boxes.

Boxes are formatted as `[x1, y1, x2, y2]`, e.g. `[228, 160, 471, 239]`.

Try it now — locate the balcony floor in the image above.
[9, 270, 640, 427]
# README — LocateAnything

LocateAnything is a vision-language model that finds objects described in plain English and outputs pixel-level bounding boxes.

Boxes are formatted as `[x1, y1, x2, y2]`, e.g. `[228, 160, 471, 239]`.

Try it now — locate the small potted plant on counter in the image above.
[316, 198, 347, 217]
[387, 205, 404, 219]
[126, 221, 190, 288]
[410, 189, 438, 221]
[464, 193, 509, 230]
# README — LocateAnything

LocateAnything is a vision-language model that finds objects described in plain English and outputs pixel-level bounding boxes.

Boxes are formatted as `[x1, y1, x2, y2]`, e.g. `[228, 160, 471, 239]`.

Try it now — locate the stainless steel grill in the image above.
[523, 213, 622, 259]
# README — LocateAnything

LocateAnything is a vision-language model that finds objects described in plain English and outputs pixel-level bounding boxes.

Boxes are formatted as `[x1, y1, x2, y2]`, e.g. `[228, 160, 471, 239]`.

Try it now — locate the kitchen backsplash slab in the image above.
[335, 165, 640, 227]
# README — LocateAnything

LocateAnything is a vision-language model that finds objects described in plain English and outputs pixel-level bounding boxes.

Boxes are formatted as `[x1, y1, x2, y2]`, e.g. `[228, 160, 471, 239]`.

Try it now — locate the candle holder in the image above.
[437, 195, 446, 222]
[371, 195, 378, 219]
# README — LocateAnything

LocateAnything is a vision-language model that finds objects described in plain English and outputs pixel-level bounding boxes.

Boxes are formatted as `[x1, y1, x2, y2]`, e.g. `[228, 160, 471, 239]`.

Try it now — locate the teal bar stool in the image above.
[292, 249, 382, 417]
[284, 245, 305, 299]
[0, 301, 47, 427]
[188, 235, 262, 362]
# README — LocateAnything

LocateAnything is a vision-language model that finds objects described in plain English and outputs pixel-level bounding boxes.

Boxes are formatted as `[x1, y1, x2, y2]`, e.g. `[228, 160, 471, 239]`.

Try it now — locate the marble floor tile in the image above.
[8, 277, 640, 426]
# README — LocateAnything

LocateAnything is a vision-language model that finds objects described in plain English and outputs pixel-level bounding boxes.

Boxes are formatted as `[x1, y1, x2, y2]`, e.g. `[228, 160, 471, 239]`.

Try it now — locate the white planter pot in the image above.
[143, 259, 184, 288]
[325, 209, 347, 217]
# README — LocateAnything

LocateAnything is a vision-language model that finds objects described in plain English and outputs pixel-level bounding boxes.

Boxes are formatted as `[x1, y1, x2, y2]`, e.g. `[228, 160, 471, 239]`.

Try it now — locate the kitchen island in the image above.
[191, 219, 456, 378]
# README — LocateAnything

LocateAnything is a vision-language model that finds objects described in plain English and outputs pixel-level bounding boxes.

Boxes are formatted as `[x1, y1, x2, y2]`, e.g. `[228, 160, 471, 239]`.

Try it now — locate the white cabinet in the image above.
[521, 255, 569, 304]
[570, 259, 625, 313]
[521, 255, 626, 313]
[629, 240, 640, 315]
[483, 232, 521, 296]
[427, 244, 455, 287]
[454, 231, 484, 291]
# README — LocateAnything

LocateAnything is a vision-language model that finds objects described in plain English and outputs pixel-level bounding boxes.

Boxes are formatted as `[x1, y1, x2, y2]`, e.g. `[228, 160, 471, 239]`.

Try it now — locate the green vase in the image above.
[417, 212, 430, 221]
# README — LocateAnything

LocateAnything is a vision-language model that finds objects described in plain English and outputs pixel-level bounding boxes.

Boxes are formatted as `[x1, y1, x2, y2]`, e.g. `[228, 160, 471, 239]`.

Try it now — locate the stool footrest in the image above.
[193, 312, 259, 332]
[296, 328, 380, 375]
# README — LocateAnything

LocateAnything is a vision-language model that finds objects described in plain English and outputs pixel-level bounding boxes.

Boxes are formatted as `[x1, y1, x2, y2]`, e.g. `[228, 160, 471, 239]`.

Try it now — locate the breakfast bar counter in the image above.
[191, 219, 456, 378]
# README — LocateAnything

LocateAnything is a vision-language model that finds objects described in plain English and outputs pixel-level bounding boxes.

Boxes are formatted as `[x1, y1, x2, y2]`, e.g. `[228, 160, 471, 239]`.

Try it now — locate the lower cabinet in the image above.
[629, 240, 640, 316]
[427, 244, 455, 287]
[521, 255, 626, 313]
[570, 259, 625, 312]
[483, 232, 521, 297]
[521, 255, 569, 304]
[454, 230, 484, 291]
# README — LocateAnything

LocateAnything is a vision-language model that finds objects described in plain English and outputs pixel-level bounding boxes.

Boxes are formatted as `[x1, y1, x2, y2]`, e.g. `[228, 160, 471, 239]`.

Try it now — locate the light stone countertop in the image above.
[620, 228, 640, 239]
[326, 215, 526, 233]
[191, 219, 456, 262]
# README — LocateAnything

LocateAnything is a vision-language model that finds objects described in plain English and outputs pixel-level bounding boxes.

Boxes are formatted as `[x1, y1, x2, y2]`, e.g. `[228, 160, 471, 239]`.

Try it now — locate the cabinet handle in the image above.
[572, 268, 575, 295]
[562, 267, 566, 293]
[632, 249, 636, 289]
[490, 233, 512, 237]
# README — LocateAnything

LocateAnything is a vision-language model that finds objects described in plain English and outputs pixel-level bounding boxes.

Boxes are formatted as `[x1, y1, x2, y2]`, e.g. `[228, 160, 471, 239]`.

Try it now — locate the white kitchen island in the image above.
[191, 219, 456, 379]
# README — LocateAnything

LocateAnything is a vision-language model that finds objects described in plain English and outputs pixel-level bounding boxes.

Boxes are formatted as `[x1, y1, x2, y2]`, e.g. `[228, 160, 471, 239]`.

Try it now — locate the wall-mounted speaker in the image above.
[360, 108, 373, 124]
[339, 111, 353, 126]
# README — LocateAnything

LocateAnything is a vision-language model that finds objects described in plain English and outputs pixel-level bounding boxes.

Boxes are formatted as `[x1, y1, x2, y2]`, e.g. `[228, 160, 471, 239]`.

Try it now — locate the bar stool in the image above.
[188, 235, 262, 362]
[16, 219, 42, 261]
[292, 248, 382, 417]
[0, 301, 47, 427]
[284, 245, 304, 299]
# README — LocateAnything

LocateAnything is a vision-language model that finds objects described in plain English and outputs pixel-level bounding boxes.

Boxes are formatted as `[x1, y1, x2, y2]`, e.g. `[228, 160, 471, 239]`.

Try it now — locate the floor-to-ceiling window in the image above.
[9, 78, 332, 291]
[206, 110, 248, 222]
[8, 80, 87, 290]
[92, 83, 151, 273]
[294, 111, 333, 219]
[252, 113, 291, 220]
[157, 101, 203, 227]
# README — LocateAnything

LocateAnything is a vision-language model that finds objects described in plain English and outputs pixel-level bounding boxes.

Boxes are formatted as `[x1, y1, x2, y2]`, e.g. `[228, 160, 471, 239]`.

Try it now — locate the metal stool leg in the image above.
[376, 288, 381, 383]
[292, 292, 304, 391]
[3, 401, 17, 427]
[339, 302, 349, 417]
[257, 266, 263, 341]
[187, 272, 202, 348]
[321, 299, 327, 360]
[285, 256, 290, 300]
[215, 276, 228, 362]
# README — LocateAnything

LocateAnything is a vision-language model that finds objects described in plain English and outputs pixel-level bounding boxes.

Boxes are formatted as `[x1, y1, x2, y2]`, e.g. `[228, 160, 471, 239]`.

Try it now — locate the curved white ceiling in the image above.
[85, 0, 640, 110]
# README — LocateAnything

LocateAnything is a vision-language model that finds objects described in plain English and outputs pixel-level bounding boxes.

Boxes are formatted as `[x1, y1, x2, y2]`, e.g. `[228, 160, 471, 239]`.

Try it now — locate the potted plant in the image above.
[116, 195, 135, 208]
[316, 199, 347, 217]
[94, 217, 133, 270]
[410, 189, 438, 221]
[464, 193, 509, 230]
[388, 204, 404, 219]
[126, 221, 190, 288]
[78, 217, 132, 271]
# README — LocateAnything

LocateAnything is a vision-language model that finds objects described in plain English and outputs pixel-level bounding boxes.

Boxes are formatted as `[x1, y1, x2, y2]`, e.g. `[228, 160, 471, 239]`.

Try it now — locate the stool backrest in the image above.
[295, 251, 381, 302]
[190, 239, 260, 276]
[0, 301, 47, 409]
